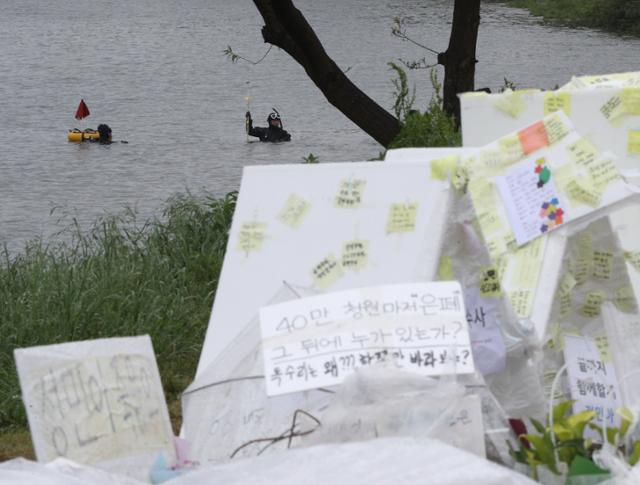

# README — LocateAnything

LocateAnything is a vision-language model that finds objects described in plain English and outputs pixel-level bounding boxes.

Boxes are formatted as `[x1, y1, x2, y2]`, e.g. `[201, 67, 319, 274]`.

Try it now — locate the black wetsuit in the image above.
[247, 119, 291, 142]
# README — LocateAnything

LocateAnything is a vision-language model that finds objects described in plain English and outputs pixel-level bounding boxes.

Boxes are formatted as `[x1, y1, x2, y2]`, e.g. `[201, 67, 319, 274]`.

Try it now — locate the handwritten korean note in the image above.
[386, 202, 418, 233]
[334, 179, 366, 208]
[311, 254, 344, 290]
[464, 288, 506, 376]
[495, 157, 565, 246]
[260, 282, 474, 396]
[236, 221, 267, 254]
[14, 336, 174, 467]
[278, 194, 310, 229]
[341, 239, 369, 271]
[544, 92, 572, 117]
[564, 335, 621, 437]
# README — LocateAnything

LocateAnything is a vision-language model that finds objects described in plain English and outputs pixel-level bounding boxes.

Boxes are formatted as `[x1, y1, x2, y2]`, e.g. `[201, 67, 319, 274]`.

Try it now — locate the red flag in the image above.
[75, 99, 90, 120]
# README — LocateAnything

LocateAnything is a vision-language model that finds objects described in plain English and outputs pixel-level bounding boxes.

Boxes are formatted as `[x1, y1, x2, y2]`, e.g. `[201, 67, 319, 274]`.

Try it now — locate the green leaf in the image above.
[552, 423, 573, 441]
[530, 418, 547, 434]
[558, 444, 578, 465]
[588, 423, 604, 440]
[553, 400, 575, 423]
[528, 434, 560, 474]
[566, 411, 597, 439]
[618, 407, 633, 439]
[606, 427, 618, 445]
[629, 441, 640, 466]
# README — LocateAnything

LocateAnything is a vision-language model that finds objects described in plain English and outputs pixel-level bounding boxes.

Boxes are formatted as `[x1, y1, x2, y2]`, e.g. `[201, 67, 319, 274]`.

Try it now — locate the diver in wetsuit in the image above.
[96, 124, 112, 144]
[245, 109, 291, 142]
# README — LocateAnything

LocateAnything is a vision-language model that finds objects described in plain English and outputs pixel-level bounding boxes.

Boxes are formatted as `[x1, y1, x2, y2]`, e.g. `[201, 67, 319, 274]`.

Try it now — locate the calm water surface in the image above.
[2, 0, 639, 251]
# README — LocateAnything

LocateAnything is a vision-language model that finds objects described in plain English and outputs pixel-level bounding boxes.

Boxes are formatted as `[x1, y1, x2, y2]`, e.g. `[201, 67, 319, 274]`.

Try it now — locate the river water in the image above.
[1, 0, 639, 252]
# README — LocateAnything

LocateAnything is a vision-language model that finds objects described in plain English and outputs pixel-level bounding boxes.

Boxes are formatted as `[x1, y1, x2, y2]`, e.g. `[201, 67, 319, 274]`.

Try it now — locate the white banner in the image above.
[260, 281, 474, 396]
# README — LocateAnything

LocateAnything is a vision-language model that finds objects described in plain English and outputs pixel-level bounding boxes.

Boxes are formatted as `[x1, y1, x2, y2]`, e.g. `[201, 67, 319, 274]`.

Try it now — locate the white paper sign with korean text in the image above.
[563, 334, 622, 436]
[260, 281, 474, 396]
[14, 335, 175, 480]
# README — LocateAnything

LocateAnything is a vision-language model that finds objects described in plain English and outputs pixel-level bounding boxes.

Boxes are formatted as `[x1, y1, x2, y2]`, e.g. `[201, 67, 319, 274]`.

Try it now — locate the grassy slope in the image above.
[0, 192, 236, 457]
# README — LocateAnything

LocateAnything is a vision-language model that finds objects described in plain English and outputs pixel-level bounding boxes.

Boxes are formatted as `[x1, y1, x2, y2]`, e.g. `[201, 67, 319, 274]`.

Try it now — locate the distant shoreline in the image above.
[495, 0, 640, 37]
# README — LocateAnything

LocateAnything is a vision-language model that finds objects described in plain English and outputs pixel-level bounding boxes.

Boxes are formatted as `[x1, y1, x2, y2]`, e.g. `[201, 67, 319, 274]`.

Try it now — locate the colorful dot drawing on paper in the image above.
[539, 197, 564, 234]
[517, 120, 549, 155]
[236, 221, 267, 255]
[277, 194, 311, 229]
[334, 179, 366, 208]
[386, 202, 418, 233]
[311, 254, 344, 290]
[533, 157, 551, 188]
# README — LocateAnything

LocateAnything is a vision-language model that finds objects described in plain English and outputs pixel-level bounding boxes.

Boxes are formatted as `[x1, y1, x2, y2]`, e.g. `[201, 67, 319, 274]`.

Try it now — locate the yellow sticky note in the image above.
[508, 289, 534, 319]
[236, 221, 267, 254]
[579, 290, 607, 318]
[577, 232, 593, 259]
[622, 87, 640, 116]
[570, 258, 591, 285]
[614, 286, 637, 313]
[628, 130, 640, 155]
[334, 179, 366, 208]
[479, 266, 501, 297]
[591, 250, 613, 280]
[452, 165, 469, 191]
[278, 194, 310, 229]
[499, 134, 525, 164]
[510, 238, 544, 289]
[437, 255, 454, 280]
[553, 163, 576, 195]
[485, 233, 510, 261]
[341, 240, 369, 271]
[386, 202, 418, 233]
[430, 155, 458, 181]
[594, 335, 612, 363]
[494, 90, 526, 118]
[311, 254, 344, 290]
[565, 179, 601, 207]
[544, 92, 572, 116]
[558, 288, 571, 318]
[544, 113, 571, 145]
[589, 157, 621, 191]
[558, 272, 577, 295]
[601, 95, 624, 121]
[477, 210, 505, 236]
[556, 272, 576, 318]
[566, 138, 599, 169]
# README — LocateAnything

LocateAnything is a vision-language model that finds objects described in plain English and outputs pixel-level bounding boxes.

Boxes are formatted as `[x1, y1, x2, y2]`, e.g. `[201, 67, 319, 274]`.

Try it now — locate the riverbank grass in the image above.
[0, 192, 236, 435]
[503, 0, 640, 37]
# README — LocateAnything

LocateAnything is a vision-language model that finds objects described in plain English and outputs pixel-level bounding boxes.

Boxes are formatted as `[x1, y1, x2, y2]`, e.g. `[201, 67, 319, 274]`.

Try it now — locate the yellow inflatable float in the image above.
[67, 129, 101, 142]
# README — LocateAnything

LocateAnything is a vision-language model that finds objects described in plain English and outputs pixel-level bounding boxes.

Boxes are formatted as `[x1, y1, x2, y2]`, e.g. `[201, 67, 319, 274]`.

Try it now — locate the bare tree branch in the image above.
[252, 0, 401, 147]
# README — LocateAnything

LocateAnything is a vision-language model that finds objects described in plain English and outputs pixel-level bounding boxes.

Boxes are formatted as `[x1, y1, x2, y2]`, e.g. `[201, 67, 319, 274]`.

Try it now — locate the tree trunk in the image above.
[437, 0, 481, 125]
[252, 0, 401, 147]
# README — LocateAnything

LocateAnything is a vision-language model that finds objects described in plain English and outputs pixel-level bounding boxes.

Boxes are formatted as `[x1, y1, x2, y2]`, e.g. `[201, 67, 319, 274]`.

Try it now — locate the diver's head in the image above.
[97, 124, 112, 143]
[267, 111, 282, 129]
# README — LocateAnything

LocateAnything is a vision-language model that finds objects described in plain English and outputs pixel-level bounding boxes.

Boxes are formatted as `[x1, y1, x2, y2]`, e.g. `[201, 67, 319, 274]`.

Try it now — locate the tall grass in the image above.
[0, 191, 236, 430]
[387, 66, 461, 149]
